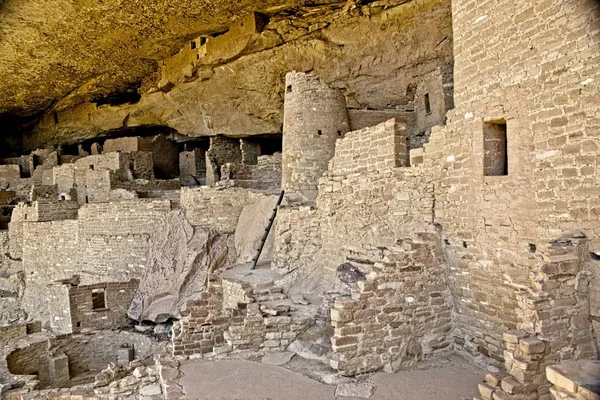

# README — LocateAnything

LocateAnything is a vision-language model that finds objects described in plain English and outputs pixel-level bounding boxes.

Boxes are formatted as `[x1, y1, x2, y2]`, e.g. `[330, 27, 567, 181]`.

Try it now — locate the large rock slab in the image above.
[234, 195, 278, 265]
[128, 210, 230, 322]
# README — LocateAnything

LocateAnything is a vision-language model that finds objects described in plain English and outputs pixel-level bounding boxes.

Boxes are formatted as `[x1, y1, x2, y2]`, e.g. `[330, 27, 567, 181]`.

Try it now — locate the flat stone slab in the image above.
[335, 382, 376, 398]
[262, 351, 295, 366]
[546, 361, 600, 395]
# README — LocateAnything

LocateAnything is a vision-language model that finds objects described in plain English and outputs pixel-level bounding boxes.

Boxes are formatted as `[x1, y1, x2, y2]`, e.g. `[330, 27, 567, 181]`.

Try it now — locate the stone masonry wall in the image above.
[77, 200, 172, 283]
[282, 71, 350, 202]
[220, 153, 282, 191]
[180, 187, 269, 233]
[206, 136, 242, 186]
[272, 206, 322, 294]
[330, 234, 453, 376]
[68, 279, 139, 333]
[318, 168, 435, 288]
[329, 119, 409, 176]
[21, 220, 79, 330]
[409, 0, 600, 365]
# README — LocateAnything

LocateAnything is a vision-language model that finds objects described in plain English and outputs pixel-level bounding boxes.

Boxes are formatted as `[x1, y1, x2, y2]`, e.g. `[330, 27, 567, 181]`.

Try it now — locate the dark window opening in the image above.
[190, 41, 197, 50]
[529, 243, 537, 253]
[129, 159, 135, 170]
[337, 130, 343, 137]
[462, 241, 467, 248]
[61, 144, 79, 156]
[92, 289, 106, 310]
[75, 322, 81, 328]
[286, 85, 292, 94]
[53, 112, 59, 124]
[200, 37, 207, 46]
[317, 130, 323, 136]
[483, 121, 508, 176]
[424, 93, 431, 115]
[59, 194, 66, 201]
[89, 165, 94, 170]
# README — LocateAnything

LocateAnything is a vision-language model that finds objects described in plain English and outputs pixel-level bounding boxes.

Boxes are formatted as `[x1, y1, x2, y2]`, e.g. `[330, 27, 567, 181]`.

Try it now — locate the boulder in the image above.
[128, 210, 230, 322]
[234, 195, 278, 265]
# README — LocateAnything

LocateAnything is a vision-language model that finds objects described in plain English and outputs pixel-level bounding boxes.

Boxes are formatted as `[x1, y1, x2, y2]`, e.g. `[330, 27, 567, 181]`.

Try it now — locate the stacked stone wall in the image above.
[172, 280, 232, 357]
[206, 136, 242, 186]
[179, 149, 206, 186]
[77, 200, 171, 283]
[68, 279, 139, 333]
[180, 187, 268, 233]
[52, 164, 76, 194]
[21, 220, 78, 330]
[272, 206, 321, 278]
[330, 234, 453, 376]
[318, 168, 435, 287]
[220, 153, 282, 191]
[408, 0, 600, 364]
[329, 119, 409, 176]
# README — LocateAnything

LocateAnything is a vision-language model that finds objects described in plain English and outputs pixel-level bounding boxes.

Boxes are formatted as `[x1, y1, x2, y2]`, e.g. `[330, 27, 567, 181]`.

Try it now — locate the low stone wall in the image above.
[329, 118, 409, 176]
[221, 153, 282, 191]
[173, 275, 313, 357]
[329, 234, 453, 376]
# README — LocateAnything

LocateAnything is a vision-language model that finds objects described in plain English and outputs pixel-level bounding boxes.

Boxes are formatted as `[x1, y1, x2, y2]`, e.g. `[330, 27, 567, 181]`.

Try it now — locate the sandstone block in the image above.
[519, 337, 545, 354]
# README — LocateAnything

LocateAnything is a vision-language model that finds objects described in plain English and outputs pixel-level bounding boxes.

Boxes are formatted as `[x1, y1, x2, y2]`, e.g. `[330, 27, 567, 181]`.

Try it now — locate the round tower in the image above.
[281, 71, 350, 202]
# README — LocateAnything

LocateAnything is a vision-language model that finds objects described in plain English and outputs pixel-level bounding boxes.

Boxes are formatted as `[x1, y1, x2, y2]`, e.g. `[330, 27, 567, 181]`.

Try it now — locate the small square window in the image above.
[286, 85, 292, 94]
[483, 121, 508, 176]
[92, 288, 106, 310]
[190, 41, 197, 50]
[89, 165, 94, 170]
[317, 130, 323, 136]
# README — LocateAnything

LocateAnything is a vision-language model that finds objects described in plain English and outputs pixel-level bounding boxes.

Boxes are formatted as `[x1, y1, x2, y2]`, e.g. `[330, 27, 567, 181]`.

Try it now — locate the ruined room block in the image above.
[240, 138, 261, 165]
[103, 135, 178, 178]
[205, 136, 241, 186]
[179, 148, 206, 186]
[282, 72, 350, 202]
[483, 121, 508, 176]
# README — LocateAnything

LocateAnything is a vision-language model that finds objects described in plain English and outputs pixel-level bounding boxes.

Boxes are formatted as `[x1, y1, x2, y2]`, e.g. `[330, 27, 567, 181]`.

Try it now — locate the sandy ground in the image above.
[178, 354, 485, 400]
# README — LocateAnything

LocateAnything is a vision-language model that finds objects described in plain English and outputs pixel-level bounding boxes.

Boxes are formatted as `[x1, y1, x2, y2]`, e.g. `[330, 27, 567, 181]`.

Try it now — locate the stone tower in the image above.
[281, 71, 350, 202]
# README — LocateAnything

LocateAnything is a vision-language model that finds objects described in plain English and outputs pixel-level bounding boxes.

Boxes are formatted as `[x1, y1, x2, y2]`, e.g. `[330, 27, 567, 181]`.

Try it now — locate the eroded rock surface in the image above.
[128, 210, 229, 323]
[23, 0, 453, 148]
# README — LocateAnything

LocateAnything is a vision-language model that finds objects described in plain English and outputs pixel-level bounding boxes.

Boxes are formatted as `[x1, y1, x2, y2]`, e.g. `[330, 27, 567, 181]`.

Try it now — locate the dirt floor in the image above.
[178, 353, 485, 399]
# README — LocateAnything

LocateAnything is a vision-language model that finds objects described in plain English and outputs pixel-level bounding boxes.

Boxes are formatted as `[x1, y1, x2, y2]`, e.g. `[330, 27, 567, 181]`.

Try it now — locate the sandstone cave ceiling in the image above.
[0, 0, 451, 149]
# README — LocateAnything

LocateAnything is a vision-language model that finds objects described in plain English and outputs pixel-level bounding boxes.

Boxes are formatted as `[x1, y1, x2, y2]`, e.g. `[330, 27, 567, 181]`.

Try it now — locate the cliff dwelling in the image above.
[0, 0, 599, 399]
